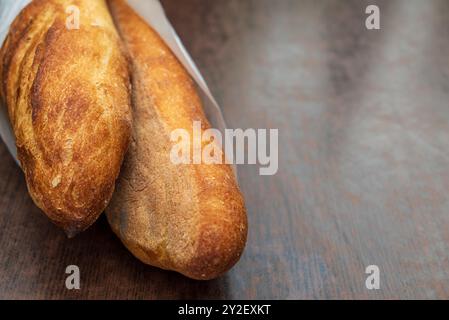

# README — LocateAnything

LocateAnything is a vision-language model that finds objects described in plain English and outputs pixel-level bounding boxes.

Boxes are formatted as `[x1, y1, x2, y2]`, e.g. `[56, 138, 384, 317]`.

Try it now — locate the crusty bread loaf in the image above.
[0, 0, 132, 236]
[106, 0, 247, 280]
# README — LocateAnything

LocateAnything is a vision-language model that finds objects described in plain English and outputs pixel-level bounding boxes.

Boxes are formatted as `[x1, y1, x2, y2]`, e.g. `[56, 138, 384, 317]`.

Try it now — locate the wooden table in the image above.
[2, 0, 449, 299]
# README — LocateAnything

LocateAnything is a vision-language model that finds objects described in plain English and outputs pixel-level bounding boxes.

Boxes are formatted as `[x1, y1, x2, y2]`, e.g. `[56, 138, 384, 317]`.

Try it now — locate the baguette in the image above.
[0, 0, 132, 236]
[106, 0, 247, 280]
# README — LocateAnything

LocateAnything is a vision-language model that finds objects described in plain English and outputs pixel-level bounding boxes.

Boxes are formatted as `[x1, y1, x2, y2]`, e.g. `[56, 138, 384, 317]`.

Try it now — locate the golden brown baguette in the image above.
[0, 0, 132, 236]
[106, 0, 247, 280]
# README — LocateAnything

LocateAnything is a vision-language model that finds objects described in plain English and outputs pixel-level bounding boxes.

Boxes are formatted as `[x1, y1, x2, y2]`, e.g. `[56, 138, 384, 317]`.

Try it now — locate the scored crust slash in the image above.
[0, 0, 247, 280]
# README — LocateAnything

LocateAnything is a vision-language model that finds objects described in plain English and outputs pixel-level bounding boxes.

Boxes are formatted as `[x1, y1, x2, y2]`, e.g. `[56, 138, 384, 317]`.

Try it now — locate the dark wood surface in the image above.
[2, 0, 449, 299]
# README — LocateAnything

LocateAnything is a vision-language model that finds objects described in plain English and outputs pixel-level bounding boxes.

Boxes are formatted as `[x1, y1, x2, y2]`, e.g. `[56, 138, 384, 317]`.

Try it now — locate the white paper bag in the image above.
[0, 0, 232, 171]
[0, 0, 31, 161]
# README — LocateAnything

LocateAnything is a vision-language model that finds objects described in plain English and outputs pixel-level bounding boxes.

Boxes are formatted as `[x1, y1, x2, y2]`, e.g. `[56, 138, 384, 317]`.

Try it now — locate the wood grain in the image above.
[2, 0, 449, 299]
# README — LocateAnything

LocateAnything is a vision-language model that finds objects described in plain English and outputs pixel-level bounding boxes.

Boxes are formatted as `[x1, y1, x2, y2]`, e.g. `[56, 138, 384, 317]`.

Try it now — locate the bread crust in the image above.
[0, 0, 132, 236]
[106, 0, 247, 280]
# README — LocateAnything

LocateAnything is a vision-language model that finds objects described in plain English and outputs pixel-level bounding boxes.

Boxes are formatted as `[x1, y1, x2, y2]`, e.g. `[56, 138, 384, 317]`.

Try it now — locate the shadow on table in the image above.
[77, 216, 232, 300]
[0, 149, 230, 299]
